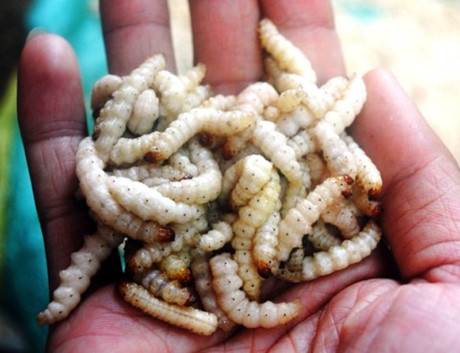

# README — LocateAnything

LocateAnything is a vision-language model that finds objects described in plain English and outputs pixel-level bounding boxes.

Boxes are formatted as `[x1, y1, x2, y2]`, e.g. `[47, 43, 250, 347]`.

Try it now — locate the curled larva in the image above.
[37, 226, 123, 325]
[222, 82, 279, 159]
[251, 119, 303, 183]
[154, 64, 207, 119]
[152, 138, 222, 204]
[108, 175, 205, 225]
[76, 137, 174, 243]
[321, 198, 361, 239]
[307, 220, 342, 251]
[93, 54, 165, 162]
[190, 249, 235, 331]
[118, 281, 218, 335]
[276, 104, 316, 137]
[136, 269, 195, 306]
[197, 221, 233, 251]
[210, 253, 302, 328]
[233, 250, 262, 301]
[219, 154, 273, 209]
[110, 108, 255, 165]
[276, 175, 354, 262]
[259, 18, 316, 83]
[90, 74, 122, 115]
[128, 88, 160, 135]
[275, 220, 382, 282]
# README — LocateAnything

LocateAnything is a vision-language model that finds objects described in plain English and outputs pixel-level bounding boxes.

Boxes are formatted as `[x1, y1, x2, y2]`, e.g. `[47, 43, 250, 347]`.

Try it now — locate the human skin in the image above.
[17, 0, 460, 352]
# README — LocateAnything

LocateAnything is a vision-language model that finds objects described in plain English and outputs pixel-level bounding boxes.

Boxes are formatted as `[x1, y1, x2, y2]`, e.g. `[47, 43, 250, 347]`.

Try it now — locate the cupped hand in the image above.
[17, 1, 460, 352]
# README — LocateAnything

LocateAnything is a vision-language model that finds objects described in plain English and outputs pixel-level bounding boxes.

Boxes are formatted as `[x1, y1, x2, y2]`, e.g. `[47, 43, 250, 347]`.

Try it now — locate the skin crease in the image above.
[17, 0, 460, 352]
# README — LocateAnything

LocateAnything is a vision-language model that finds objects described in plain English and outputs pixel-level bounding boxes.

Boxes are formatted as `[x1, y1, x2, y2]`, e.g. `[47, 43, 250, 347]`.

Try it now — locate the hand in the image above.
[17, 0, 460, 352]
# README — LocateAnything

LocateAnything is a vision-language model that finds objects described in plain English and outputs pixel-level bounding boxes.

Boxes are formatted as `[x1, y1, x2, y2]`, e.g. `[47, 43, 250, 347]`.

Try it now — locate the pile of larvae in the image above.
[37, 18, 382, 335]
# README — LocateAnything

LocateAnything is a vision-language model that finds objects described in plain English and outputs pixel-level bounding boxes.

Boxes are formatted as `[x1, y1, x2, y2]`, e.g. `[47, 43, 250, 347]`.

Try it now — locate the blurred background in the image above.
[0, 0, 458, 351]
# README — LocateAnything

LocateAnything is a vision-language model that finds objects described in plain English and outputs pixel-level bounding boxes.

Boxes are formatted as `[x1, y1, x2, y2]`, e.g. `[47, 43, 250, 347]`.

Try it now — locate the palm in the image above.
[17, 1, 460, 352]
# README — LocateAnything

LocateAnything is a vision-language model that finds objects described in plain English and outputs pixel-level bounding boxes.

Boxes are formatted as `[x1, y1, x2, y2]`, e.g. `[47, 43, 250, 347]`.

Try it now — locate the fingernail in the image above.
[26, 27, 47, 42]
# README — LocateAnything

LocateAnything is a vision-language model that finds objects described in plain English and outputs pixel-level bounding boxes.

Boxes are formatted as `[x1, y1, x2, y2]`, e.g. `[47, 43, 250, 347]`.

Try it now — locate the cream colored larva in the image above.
[136, 269, 195, 306]
[277, 175, 354, 262]
[258, 18, 316, 83]
[275, 220, 382, 282]
[90, 74, 123, 114]
[152, 138, 222, 204]
[76, 137, 174, 243]
[127, 88, 160, 135]
[190, 249, 236, 331]
[37, 226, 123, 324]
[210, 253, 302, 328]
[107, 175, 206, 225]
[94, 54, 165, 162]
[219, 154, 273, 209]
[110, 107, 255, 165]
[118, 281, 218, 335]
[251, 119, 303, 183]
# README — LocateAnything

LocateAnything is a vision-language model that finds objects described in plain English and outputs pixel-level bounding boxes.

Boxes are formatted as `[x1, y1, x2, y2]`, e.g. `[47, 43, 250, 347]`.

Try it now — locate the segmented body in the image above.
[118, 281, 218, 335]
[210, 253, 302, 328]
[275, 221, 382, 282]
[37, 226, 123, 324]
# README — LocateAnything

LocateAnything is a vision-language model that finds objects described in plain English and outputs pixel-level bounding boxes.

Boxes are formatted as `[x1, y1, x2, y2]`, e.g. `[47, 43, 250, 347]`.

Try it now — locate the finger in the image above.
[350, 68, 460, 282]
[259, 0, 346, 83]
[99, 0, 175, 75]
[190, 0, 262, 94]
[17, 34, 93, 289]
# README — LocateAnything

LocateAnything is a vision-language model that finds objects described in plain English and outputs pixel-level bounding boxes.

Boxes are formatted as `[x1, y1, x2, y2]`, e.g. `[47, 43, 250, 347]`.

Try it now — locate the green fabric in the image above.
[0, 75, 16, 278]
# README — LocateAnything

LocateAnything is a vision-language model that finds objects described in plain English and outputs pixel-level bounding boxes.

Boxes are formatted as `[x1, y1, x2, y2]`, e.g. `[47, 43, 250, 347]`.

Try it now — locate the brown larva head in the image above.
[368, 186, 382, 201]
[222, 142, 236, 160]
[256, 262, 272, 279]
[157, 226, 175, 242]
[144, 150, 165, 163]
[199, 133, 215, 148]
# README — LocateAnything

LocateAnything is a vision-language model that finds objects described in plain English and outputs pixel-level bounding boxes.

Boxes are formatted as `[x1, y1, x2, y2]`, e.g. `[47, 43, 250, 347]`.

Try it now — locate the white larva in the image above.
[343, 132, 382, 199]
[231, 170, 281, 251]
[276, 175, 354, 262]
[311, 120, 357, 178]
[275, 220, 382, 282]
[253, 203, 281, 276]
[222, 82, 279, 159]
[128, 88, 160, 135]
[94, 54, 165, 163]
[109, 108, 255, 165]
[128, 215, 208, 272]
[90, 74, 123, 114]
[136, 269, 195, 306]
[259, 18, 316, 83]
[197, 221, 233, 251]
[76, 137, 174, 243]
[152, 138, 222, 204]
[321, 198, 361, 239]
[323, 74, 367, 134]
[107, 175, 205, 225]
[251, 119, 303, 183]
[37, 226, 123, 324]
[118, 281, 218, 336]
[219, 154, 273, 209]
[210, 253, 302, 328]
[190, 249, 235, 331]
